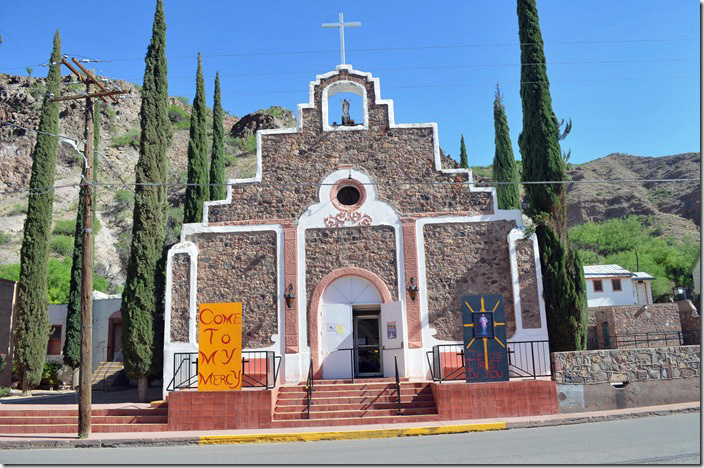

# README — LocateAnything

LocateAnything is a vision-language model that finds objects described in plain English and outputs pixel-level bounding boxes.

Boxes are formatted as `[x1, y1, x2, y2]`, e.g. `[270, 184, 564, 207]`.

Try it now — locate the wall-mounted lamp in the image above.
[284, 283, 296, 308]
[407, 276, 419, 302]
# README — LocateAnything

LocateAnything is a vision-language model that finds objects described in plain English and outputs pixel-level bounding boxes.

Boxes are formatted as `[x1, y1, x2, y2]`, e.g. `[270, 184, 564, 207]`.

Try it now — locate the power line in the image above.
[1, 36, 697, 72]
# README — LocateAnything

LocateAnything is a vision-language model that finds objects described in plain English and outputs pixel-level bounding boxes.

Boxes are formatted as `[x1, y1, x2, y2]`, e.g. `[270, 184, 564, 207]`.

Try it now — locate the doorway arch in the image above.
[308, 267, 392, 378]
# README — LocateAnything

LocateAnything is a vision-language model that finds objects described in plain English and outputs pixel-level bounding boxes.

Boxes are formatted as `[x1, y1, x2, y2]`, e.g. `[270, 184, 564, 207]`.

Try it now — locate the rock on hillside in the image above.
[229, 106, 295, 139]
[566, 153, 700, 240]
[0, 73, 294, 287]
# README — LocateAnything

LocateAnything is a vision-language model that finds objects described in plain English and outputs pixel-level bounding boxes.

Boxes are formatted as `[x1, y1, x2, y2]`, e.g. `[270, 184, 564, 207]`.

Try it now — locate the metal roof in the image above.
[632, 272, 655, 280]
[583, 264, 633, 277]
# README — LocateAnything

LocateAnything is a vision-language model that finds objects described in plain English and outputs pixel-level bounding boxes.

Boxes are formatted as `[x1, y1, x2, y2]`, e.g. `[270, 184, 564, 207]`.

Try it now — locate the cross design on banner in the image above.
[463, 296, 506, 370]
[322, 12, 362, 65]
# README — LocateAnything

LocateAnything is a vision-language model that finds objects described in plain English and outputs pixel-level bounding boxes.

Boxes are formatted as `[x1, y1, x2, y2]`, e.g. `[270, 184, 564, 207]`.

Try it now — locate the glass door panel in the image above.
[355, 316, 382, 376]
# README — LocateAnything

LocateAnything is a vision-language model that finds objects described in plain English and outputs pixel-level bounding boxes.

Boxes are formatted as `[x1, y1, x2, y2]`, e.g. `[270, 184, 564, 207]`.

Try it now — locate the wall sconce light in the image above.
[407, 276, 419, 302]
[284, 283, 296, 308]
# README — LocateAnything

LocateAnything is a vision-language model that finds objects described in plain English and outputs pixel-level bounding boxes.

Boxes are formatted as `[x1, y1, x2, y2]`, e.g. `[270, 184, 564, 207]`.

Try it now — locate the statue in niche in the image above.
[340, 98, 354, 125]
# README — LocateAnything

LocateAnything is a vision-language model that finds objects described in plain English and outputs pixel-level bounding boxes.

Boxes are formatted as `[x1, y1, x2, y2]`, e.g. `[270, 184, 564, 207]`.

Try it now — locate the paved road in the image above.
[1, 413, 699, 464]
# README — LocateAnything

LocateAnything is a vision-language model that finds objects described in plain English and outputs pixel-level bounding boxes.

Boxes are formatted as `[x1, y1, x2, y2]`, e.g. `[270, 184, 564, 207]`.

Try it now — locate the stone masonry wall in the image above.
[305, 225, 398, 309]
[676, 300, 701, 345]
[552, 345, 701, 384]
[186, 231, 278, 348]
[516, 239, 541, 329]
[589, 304, 682, 349]
[170, 254, 191, 343]
[424, 221, 517, 340]
[207, 70, 494, 224]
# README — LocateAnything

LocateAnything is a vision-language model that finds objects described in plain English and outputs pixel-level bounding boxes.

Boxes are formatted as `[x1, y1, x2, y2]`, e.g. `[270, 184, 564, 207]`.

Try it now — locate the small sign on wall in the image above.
[387, 321, 397, 340]
[461, 294, 509, 383]
[198, 302, 243, 391]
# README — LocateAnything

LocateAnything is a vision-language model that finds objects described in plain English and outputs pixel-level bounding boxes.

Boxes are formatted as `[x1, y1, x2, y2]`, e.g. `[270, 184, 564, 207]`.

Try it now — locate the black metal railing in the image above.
[425, 340, 552, 382]
[166, 350, 281, 391]
[611, 331, 694, 349]
[305, 358, 314, 419]
[394, 355, 401, 415]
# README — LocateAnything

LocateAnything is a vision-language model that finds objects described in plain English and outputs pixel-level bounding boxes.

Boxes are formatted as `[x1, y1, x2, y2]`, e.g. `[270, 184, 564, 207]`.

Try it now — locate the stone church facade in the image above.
[162, 65, 548, 394]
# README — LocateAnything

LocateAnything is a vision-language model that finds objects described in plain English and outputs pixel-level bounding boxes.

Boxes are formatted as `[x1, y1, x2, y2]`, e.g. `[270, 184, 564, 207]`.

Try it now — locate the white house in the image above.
[584, 264, 654, 307]
[47, 291, 123, 372]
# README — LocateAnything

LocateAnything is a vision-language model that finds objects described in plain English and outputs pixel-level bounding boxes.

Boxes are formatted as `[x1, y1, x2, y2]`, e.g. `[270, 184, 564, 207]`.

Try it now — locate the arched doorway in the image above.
[308, 268, 404, 380]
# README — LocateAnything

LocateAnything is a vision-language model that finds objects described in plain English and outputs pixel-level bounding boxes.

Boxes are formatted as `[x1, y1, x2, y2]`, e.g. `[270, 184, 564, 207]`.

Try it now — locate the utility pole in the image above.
[50, 58, 125, 438]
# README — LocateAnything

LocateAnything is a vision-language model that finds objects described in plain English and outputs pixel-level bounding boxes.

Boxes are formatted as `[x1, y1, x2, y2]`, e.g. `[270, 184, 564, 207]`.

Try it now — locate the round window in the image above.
[336, 185, 361, 206]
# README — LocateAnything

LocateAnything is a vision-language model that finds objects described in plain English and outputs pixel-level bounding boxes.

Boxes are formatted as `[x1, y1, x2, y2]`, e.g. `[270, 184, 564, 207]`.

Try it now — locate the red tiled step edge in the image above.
[0, 424, 169, 434]
[0, 408, 168, 417]
[268, 414, 441, 428]
[275, 401, 437, 412]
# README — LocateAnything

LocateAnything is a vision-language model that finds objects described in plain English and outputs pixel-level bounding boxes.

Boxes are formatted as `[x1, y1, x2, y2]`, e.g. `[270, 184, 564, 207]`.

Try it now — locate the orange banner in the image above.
[197, 302, 243, 391]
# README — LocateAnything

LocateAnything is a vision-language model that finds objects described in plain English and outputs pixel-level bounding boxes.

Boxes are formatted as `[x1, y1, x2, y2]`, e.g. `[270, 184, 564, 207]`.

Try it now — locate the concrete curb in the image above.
[0, 404, 698, 450]
[505, 405, 700, 429]
[199, 422, 506, 445]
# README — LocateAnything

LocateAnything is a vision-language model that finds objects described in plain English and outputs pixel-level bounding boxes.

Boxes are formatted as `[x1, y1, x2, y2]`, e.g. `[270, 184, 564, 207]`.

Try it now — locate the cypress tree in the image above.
[15, 30, 62, 394]
[458, 135, 469, 169]
[183, 53, 209, 222]
[121, 0, 169, 402]
[63, 101, 100, 370]
[492, 85, 521, 210]
[209, 72, 226, 201]
[517, 0, 588, 351]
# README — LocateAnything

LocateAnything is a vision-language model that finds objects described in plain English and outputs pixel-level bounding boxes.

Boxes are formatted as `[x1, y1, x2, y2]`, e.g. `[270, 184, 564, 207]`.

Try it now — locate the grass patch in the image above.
[111, 128, 140, 148]
[5, 203, 27, 216]
[0, 231, 9, 245]
[53, 219, 76, 236]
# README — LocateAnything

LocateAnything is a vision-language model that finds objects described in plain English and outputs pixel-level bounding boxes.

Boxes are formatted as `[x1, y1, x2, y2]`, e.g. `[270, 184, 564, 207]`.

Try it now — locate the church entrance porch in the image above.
[317, 273, 405, 380]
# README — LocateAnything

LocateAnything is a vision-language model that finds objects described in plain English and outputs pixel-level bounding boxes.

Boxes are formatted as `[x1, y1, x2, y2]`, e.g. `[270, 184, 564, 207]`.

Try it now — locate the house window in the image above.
[593, 280, 603, 292]
[47, 325, 62, 355]
[612, 279, 622, 291]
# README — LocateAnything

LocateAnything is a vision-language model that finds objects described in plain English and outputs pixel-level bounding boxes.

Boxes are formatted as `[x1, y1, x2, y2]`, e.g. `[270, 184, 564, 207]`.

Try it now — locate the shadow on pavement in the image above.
[0, 386, 163, 405]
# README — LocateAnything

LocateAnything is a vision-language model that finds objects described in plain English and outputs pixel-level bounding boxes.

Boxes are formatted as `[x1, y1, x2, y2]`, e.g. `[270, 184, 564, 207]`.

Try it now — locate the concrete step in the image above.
[277, 388, 432, 399]
[0, 424, 169, 434]
[0, 415, 168, 425]
[278, 381, 427, 393]
[0, 407, 168, 417]
[275, 400, 437, 413]
[273, 406, 438, 420]
[268, 414, 441, 428]
[275, 395, 436, 406]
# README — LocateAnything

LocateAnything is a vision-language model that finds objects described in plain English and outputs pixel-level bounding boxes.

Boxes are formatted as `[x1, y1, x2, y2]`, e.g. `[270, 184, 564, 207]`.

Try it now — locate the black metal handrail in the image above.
[394, 355, 401, 415]
[305, 358, 314, 419]
[425, 340, 551, 382]
[611, 331, 692, 349]
[166, 350, 281, 391]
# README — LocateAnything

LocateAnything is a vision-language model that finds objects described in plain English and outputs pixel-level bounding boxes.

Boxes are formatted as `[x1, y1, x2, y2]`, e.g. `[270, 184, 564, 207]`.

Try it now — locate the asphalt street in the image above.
[0, 412, 700, 464]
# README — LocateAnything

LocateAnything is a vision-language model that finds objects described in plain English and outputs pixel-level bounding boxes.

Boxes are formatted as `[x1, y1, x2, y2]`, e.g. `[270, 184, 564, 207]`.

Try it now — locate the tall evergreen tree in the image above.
[14, 31, 62, 393]
[517, 0, 588, 351]
[492, 85, 521, 210]
[209, 72, 226, 201]
[63, 101, 100, 369]
[183, 53, 209, 222]
[121, 0, 169, 402]
[458, 135, 468, 169]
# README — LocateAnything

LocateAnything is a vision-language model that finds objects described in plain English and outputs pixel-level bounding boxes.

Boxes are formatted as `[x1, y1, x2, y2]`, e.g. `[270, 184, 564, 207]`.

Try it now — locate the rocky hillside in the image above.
[0, 73, 294, 288]
[472, 153, 700, 242]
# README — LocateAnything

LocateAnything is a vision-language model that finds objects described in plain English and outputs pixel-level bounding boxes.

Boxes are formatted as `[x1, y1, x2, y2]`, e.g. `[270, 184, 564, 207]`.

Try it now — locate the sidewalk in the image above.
[0, 401, 698, 450]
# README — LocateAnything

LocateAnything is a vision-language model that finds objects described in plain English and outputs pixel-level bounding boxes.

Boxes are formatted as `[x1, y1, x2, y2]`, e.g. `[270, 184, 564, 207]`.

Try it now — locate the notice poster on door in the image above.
[198, 302, 243, 391]
[461, 294, 509, 383]
[387, 321, 397, 340]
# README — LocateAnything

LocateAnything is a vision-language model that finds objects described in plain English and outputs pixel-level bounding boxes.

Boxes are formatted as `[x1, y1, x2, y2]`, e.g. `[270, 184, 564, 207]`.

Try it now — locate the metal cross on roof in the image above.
[322, 12, 361, 65]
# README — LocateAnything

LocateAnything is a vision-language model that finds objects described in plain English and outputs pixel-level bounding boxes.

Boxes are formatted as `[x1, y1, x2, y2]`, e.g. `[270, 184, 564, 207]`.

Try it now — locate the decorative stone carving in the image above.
[324, 211, 373, 228]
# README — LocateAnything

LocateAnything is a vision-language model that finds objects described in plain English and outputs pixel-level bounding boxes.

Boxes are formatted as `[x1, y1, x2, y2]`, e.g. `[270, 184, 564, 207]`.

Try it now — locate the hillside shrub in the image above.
[52, 219, 76, 236]
[6, 203, 27, 216]
[0, 231, 9, 245]
[168, 105, 190, 130]
[50, 235, 73, 257]
[111, 129, 140, 148]
[0, 387, 10, 398]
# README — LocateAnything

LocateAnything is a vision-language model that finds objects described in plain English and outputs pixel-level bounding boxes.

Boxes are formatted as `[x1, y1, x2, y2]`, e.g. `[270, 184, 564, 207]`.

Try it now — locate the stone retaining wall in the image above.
[552, 345, 700, 384]
[587, 304, 683, 349]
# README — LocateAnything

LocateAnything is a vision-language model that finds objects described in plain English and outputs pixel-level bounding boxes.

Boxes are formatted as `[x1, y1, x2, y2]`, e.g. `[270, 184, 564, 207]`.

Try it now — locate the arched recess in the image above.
[308, 267, 392, 377]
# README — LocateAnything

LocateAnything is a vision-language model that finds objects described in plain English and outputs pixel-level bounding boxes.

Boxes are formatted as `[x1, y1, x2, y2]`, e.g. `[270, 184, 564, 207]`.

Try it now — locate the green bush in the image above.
[0, 353, 6, 372]
[53, 219, 76, 236]
[0, 231, 9, 245]
[6, 203, 27, 216]
[168, 105, 190, 130]
[50, 235, 73, 257]
[231, 134, 257, 155]
[42, 360, 63, 388]
[111, 129, 140, 147]
[0, 387, 10, 398]
[115, 189, 134, 206]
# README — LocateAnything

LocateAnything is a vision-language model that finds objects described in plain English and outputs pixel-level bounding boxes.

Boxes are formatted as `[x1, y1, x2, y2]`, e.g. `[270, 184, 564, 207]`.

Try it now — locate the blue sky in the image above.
[1, 0, 699, 166]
